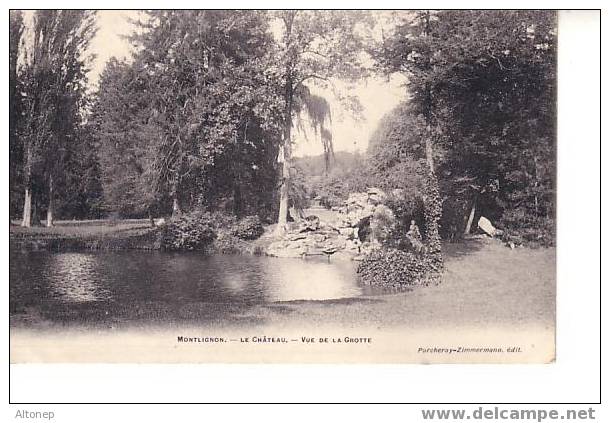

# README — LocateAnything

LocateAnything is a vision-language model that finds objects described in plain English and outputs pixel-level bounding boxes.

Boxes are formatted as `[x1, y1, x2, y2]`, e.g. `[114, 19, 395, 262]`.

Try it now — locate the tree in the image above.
[376, 10, 556, 245]
[271, 10, 370, 232]
[9, 11, 24, 220]
[18, 10, 96, 226]
[375, 11, 444, 263]
[128, 11, 282, 217]
[92, 58, 161, 218]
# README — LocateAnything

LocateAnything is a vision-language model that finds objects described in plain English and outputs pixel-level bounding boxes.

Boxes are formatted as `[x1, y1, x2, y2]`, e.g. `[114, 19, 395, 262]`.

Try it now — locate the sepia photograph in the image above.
[8, 9, 558, 364]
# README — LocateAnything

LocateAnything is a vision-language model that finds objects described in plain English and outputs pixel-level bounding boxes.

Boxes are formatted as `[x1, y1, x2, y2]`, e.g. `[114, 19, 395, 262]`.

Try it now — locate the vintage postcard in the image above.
[9, 9, 557, 363]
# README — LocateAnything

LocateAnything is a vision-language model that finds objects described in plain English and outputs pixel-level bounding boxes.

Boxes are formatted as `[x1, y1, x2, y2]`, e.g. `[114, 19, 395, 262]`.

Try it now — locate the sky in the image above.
[87, 11, 407, 157]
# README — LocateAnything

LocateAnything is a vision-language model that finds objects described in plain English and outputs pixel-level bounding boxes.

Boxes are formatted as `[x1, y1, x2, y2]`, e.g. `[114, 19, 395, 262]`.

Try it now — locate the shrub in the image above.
[209, 211, 237, 228]
[500, 209, 555, 247]
[212, 232, 244, 254]
[357, 248, 438, 288]
[157, 211, 216, 251]
[231, 215, 264, 240]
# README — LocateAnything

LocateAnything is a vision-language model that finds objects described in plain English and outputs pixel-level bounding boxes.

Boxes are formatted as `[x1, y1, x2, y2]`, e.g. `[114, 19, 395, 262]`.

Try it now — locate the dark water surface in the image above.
[10, 250, 374, 327]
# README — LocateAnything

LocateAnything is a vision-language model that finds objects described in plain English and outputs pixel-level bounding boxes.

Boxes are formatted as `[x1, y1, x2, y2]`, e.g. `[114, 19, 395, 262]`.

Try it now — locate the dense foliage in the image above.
[295, 151, 370, 208]
[9, 10, 556, 258]
[231, 215, 264, 240]
[10, 10, 99, 224]
[357, 249, 436, 288]
[375, 11, 556, 246]
[157, 211, 217, 251]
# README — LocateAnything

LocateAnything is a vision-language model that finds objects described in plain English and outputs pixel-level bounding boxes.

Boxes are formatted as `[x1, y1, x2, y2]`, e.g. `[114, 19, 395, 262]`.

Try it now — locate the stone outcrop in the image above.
[266, 188, 395, 260]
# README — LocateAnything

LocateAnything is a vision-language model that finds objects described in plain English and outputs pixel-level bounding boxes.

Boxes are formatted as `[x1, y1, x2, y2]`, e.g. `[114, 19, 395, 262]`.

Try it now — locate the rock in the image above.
[346, 205, 375, 228]
[367, 187, 387, 205]
[344, 239, 361, 252]
[370, 204, 395, 243]
[288, 233, 307, 241]
[289, 206, 305, 221]
[478, 216, 497, 237]
[298, 215, 320, 232]
[285, 222, 301, 232]
[347, 192, 368, 206]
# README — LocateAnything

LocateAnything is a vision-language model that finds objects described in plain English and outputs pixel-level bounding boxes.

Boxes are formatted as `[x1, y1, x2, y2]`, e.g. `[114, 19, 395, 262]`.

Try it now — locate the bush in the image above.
[357, 248, 438, 288]
[231, 215, 264, 240]
[157, 211, 217, 251]
[212, 232, 244, 254]
[500, 209, 555, 247]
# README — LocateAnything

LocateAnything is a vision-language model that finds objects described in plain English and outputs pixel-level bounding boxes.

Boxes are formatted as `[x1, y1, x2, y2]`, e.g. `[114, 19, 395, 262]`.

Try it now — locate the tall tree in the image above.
[376, 10, 556, 244]
[92, 58, 161, 218]
[375, 11, 444, 264]
[18, 10, 96, 226]
[128, 11, 281, 217]
[9, 11, 24, 220]
[271, 10, 370, 232]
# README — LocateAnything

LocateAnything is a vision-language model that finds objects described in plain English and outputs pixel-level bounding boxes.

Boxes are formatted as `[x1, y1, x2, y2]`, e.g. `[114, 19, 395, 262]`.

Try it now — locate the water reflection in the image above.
[10, 251, 372, 325]
[46, 253, 111, 303]
[265, 258, 361, 302]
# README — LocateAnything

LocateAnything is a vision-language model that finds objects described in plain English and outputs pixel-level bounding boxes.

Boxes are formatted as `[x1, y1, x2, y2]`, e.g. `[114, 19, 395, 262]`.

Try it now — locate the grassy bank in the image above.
[9, 219, 159, 251]
[9, 219, 275, 254]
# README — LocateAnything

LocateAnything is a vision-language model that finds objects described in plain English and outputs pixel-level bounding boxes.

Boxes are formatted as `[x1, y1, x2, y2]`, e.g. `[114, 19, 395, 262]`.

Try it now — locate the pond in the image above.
[10, 250, 376, 328]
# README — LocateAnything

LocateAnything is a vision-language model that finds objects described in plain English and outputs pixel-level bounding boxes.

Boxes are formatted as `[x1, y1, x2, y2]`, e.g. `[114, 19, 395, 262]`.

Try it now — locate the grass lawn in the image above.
[9, 219, 152, 239]
[244, 236, 556, 331]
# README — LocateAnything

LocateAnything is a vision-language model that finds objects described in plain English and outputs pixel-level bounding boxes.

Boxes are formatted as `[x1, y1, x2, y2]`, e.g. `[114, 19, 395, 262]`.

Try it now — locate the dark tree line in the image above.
[9, 10, 556, 246]
[371, 10, 556, 245]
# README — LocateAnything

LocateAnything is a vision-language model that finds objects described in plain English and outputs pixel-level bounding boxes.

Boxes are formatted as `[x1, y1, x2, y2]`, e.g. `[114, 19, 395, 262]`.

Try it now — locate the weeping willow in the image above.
[294, 86, 334, 174]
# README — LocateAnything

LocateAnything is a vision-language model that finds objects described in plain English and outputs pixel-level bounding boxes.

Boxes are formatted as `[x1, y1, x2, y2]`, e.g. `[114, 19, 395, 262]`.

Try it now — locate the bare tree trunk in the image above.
[21, 187, 32, 227]
[46, 174, 54, 227]
[21, 145, 33, 227]
[172, 195, 182, 218]
[276, 76, 294, 234]
[464, 197, 476, 235]
[277, 141, 291, 233]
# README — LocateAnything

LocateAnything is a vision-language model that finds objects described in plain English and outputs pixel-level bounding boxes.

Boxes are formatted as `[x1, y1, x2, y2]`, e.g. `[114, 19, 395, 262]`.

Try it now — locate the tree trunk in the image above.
[21, 145, 33, 227]
[172, 195, 182, 217]
[21, 186, 32, 227]
[276, 79, 294, 234]
[425, 134, 435, 173]
[233, 183, 242, 218]
[277, 140, 291, 233]
[464, 197, 477, 235]
[31, 198, 42, 227]
[46, 174, 54, 227]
